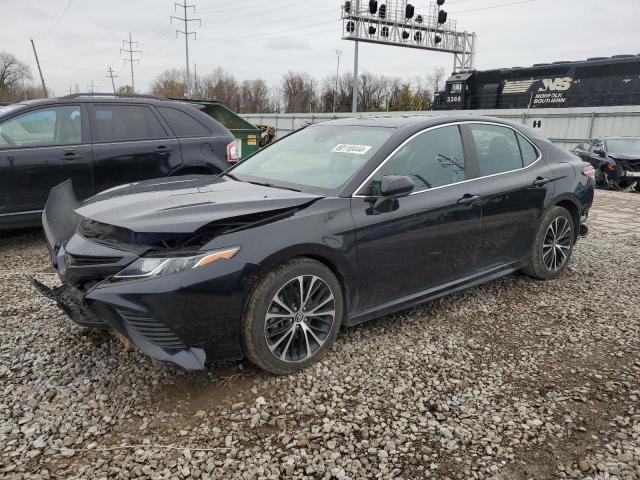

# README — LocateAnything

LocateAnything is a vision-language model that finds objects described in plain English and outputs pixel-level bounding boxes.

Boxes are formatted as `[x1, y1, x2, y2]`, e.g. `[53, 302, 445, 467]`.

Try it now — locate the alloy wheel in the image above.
[264, 275, 336, 363]
[542, 216, 572, 272]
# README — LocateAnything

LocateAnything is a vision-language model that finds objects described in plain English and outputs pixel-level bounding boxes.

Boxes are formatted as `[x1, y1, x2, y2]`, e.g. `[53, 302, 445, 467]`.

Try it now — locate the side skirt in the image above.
[346, 261, 524, 327]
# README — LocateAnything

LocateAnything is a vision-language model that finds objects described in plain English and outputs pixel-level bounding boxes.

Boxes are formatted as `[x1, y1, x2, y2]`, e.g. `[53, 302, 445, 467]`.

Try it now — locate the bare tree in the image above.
[151, 69, 186, 98]
[281, 72, 317, 113]
[117, 85, 134, 94]
[427, 67, 446, 95]
[240, 79, 270, 113]
[200, 68, 241, 111]
[0, 52, 33, 102]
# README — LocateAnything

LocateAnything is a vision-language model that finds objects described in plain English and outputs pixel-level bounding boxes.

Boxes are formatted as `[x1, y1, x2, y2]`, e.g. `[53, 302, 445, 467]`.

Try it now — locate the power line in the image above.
[198, 18, 339, 42]
[450, 0, 536, 14]
[199, 0, 311, 23]
[121, 32, 142, 92]
[206, 7, 335, 30]
[171, 1, 201, 98]
[42, 0, 75, 38]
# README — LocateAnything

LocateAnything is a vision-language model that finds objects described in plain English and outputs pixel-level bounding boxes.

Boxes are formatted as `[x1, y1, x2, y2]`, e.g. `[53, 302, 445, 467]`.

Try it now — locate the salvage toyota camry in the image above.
[32, 116, 595, 374]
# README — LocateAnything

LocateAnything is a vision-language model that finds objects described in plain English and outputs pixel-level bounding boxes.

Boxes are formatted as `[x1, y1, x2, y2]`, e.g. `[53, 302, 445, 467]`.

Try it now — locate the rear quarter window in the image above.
[157, 107, 211, 137]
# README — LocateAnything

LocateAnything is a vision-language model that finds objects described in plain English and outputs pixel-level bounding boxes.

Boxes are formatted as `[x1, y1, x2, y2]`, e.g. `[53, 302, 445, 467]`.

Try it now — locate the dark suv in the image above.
[0, 94, 235, 229]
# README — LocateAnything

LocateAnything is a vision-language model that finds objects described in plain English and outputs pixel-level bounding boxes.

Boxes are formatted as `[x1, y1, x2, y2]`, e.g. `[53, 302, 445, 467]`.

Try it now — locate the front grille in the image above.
[618, 159, 640, 173]
[115, 307, 186, 349]
[66, 253, 123, 266]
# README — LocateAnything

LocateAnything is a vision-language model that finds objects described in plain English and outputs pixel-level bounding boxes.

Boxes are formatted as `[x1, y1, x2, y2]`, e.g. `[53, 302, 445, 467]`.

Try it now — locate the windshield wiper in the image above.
[247, 181, 301, 192]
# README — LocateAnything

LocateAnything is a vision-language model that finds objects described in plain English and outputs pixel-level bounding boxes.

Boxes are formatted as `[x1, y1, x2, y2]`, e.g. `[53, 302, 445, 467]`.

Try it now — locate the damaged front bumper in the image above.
[34, 181, 247, 370]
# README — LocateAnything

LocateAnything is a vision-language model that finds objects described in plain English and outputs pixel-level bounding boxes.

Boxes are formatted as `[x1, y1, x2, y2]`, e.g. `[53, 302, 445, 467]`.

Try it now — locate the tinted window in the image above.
[470, 124, 523, 176]
[367, 125, 466, 195]
[0, 106, 82, 148]
[158, 107, 211, 137]
[91, 105, 167, 142]
[518, 134, 539, 166]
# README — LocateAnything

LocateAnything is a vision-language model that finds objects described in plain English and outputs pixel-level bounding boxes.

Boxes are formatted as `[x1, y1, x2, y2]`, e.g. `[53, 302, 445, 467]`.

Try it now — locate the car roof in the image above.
[316, 114, 524, 130]
[4, 95, 197, 112]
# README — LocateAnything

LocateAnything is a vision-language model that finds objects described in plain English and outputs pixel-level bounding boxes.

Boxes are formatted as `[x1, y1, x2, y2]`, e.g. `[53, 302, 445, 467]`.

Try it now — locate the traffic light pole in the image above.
[352, 40, 359, 113]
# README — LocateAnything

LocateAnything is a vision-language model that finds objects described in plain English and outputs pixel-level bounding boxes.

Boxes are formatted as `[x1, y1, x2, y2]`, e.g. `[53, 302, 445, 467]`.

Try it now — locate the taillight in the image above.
[582, 164, 596, 179]
[226, 140, 240, 163]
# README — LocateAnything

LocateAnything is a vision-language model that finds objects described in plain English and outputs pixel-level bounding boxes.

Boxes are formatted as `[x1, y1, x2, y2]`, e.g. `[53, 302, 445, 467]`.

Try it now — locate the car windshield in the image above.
[230, 124, 395, 195]
[606, 139, 640, 156]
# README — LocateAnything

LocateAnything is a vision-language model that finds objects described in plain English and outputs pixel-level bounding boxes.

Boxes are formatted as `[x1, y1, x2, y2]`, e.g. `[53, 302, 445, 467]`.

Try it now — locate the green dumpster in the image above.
[181, 99, 261, 160]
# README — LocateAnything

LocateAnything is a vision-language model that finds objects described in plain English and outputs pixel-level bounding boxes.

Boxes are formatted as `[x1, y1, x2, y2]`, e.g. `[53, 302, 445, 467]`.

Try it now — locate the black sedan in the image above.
[33, 115, 595, 374]
[572, 136, 640, 192]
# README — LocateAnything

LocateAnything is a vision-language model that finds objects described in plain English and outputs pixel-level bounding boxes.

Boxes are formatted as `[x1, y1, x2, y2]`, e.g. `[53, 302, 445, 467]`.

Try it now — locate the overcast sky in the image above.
[3, 0, 639, 95]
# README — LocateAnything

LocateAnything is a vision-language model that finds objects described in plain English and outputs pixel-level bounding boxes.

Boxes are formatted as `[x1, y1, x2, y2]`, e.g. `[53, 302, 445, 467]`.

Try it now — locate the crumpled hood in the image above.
[608, 153, 640, 162]
[76, 176, 323, 233]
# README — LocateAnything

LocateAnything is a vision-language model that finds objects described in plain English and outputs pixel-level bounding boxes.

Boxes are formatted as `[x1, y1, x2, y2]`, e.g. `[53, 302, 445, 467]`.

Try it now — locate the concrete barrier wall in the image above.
[243, 106, 640, 149]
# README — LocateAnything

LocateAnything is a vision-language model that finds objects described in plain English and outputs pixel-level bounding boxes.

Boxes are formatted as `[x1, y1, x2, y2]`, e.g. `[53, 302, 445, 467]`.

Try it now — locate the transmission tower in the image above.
[121, 32, 142, 93]
[171, 1, 201, 98]
[106, 65, 118, 93]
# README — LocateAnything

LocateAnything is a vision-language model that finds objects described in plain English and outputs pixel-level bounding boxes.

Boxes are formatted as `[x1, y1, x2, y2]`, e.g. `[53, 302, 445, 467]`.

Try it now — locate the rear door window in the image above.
[90, 105, 168, 142]
[0, 105, 82, 148]
[157, 107, 211, 137]
[470, 124, 524, 176]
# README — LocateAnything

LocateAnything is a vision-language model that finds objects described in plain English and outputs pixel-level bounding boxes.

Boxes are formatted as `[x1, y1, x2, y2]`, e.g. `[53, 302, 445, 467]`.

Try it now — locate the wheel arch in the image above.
[251, 244, 355, 322]
[548, 194, 581, 241]
[170, 163, 221, 176]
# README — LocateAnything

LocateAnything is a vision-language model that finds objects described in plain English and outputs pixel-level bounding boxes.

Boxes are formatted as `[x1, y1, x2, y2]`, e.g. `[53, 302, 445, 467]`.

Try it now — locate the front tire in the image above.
[242, 259, 343, 374]
[523, 206, 575, 280]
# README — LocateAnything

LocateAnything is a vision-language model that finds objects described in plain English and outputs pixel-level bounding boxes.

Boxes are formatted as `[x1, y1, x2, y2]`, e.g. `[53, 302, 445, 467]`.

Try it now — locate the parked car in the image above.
[572, 136, 640, 192]
[0, 94, 235, 230]
[31, 115, 595, 374]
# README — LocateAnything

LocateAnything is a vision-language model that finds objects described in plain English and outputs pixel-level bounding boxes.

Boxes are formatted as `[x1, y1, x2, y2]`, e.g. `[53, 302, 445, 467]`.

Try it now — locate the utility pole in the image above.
[332, 49, 342, 115]
[121, 32, 141, 93]
[171, 1, 201, 98]
[86, 80, 96, 93]
[106, 65, 118, 93]
[30, 38, 48, 98]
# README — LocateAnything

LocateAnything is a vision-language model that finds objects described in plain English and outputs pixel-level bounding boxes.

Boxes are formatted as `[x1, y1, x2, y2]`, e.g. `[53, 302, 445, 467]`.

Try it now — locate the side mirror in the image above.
[594, 149, 606, 158]
[380, 175, 415, 198]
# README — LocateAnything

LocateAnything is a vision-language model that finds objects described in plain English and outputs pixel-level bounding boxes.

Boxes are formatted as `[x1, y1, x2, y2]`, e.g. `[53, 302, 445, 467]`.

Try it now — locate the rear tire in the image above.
[242, 259, 343, 375]
[523, 206, 575, 280]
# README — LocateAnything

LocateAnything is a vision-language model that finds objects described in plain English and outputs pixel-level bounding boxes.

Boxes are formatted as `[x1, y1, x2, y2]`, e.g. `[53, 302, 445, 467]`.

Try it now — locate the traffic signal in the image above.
[344, 1, 351, 13]
[369, 0, 378, 14]
[438, 10, 448, 24]
[381, 26, 389, 37]
[368, 25, 377, 35]
[414, 31, 423, 43]
[434, 35, 442, 44]
[405, 3, 414, 18]
[379, 3, 387, 18]
[346, 21, 355, 32]
[437, 0, 445, 5]
[402, 30, 410, 39]
[415, 15, 423, 24]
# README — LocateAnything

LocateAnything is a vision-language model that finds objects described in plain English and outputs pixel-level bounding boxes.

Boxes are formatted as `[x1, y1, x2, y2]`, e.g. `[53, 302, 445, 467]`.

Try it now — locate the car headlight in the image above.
[113, 246, 240, 280]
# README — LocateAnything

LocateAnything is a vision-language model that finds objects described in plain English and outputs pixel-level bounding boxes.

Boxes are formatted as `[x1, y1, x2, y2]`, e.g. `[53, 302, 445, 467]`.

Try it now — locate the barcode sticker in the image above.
[332, 144, 372, 155]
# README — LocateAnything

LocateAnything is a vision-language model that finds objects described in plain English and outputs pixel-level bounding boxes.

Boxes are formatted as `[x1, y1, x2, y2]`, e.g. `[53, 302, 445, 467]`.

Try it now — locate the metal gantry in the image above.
[342, 0, 476, 111]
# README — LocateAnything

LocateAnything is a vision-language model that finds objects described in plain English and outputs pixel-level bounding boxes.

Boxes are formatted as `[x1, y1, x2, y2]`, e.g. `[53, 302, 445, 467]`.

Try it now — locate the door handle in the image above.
[457, 194, 481, 206]
[61, 150, 81, 161]
[533, 176, 552, 187]
[155, 145, 170, 156]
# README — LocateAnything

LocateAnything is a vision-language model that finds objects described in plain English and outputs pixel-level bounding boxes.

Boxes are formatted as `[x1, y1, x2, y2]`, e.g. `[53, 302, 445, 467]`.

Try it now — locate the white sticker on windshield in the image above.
[332, 144, 372, 155]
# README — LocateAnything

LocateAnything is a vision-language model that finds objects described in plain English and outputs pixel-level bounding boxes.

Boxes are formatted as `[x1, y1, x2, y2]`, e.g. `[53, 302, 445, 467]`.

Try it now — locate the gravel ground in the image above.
[1, 190, 639, 480]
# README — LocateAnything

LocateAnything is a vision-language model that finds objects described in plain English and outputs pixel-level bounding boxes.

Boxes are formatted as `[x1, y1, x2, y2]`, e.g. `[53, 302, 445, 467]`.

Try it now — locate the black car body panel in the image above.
[0, 95, 235, 230]
[75, 176, 323, 233]
[36, 115, 595, 370]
